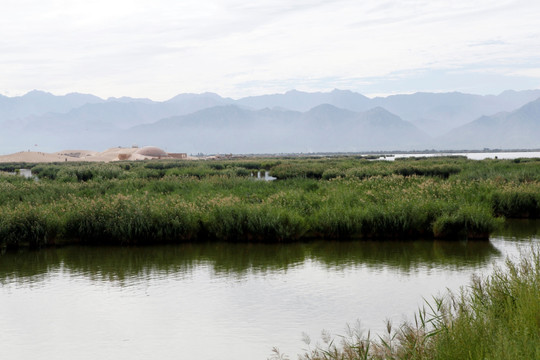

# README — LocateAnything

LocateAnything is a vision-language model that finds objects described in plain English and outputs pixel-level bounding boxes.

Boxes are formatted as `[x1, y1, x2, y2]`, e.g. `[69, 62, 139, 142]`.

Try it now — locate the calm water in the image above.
[1, 220, 538, 360]
[387, 151, 540, 160]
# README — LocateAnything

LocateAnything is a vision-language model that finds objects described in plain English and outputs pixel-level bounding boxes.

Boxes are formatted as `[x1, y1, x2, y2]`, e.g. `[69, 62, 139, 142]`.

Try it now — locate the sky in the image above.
[1, 0, 540, 101]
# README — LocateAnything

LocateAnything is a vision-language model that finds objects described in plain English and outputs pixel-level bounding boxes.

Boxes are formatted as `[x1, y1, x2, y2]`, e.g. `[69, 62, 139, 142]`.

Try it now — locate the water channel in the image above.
[1, 220, 538, 360]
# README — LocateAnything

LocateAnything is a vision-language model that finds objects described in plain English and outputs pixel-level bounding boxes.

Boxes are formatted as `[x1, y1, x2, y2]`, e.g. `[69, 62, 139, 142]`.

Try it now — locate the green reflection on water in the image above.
[493, 219, 540, 239]
[6, 219, 538, 283]
[0, 238, 501, 284]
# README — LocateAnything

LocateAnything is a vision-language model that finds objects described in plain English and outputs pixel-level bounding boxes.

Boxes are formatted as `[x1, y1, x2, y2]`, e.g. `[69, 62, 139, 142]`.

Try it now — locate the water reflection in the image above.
[0, 239, 500, 285]
[251, 170, 277, 181]
[493, 219, 540, 239]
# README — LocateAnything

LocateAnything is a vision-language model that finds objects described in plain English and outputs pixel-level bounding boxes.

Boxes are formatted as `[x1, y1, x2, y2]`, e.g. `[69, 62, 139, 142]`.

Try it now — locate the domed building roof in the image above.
[135, 146, 168, 157]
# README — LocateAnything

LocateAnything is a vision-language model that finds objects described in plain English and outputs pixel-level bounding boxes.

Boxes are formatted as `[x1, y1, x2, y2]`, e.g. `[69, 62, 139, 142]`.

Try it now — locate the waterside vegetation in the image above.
[287, 245, 540, 360]
[1, 156, 540, 247]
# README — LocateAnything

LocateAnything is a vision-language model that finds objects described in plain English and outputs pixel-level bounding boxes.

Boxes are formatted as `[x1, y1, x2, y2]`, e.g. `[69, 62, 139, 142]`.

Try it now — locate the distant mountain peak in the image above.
[306, 103, 355, 115]
[24, 90, 53, 97]
[199, 92, 224, 98]
[308, 103, 341, 111]
[196, 104, 246, 115]
[285, 89, 302, 94]
[166, 92, 228, 103]
[438, 96, 540, 149]
[524, 96, 540, 105]
[106, 96, 153, 104]
[331, 88, 352, 93]
[364, 106, 395, 116]
[304, 104, 357, 122]
[511, 96, 540, 118]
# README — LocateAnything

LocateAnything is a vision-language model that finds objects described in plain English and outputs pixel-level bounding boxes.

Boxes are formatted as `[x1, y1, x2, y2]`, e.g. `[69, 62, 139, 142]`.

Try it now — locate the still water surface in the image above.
[389, 151, 540, 160]
[1, 220, 538, 360]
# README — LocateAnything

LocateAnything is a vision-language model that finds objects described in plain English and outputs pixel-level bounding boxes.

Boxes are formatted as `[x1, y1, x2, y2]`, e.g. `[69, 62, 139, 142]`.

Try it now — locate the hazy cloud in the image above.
[1, 0, 539, 99]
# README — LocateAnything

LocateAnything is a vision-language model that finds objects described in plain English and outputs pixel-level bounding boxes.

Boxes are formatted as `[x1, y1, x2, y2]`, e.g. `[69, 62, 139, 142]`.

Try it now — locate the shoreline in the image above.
[1, 147, 540, 163]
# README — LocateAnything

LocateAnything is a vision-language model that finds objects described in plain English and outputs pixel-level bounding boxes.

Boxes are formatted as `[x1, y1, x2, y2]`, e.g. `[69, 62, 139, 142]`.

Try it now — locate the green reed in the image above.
[288, 245, 540, 360]
[1, 157, 540, 247]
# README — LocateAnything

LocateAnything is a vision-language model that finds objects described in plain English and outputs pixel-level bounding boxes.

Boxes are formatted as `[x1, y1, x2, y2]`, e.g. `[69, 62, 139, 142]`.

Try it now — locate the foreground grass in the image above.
[1, 157, 540, 247]
[277, 246, 540, 360]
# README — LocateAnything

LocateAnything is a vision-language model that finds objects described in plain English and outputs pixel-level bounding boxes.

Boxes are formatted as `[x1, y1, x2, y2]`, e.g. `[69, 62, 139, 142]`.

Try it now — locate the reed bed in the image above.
[1, 157, 540, 247]
[286, 245, 540, 360]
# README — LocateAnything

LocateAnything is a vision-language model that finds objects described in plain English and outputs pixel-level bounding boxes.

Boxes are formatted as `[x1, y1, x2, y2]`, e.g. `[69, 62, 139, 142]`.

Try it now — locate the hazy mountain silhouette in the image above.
[105, 96, 155, 104]
[438, 98, 540, 149]
[19, 99, 233, 131]
[1, 91, 232, 128]
[237, 89, 540, 136]
[0, 93, 238, 152]
[1, 88, 540, 154]
[124, 104, 427, 154]
[0, 90, 103, 124]
[237, 89, 371, 112]
[371, 90, 540, 136]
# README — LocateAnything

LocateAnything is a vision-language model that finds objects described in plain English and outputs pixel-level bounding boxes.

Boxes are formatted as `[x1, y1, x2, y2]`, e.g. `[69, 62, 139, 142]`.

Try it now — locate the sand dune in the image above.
[0, 151, 81, 163]
[0, 147, 192, 163]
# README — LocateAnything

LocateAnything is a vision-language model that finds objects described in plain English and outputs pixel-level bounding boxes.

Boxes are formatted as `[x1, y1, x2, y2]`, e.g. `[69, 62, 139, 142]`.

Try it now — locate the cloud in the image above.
[509, 68, 540, 78]
[0, 0, 539, 99]
[468, 40, 506, 47]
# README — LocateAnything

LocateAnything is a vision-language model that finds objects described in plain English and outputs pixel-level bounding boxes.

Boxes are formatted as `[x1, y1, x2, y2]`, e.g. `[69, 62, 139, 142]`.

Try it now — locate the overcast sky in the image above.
[1, 0, 540, 100]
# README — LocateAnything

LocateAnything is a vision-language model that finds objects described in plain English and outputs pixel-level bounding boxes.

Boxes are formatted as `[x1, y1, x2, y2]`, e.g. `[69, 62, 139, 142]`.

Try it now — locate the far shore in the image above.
[2, 147, 540, 164]
[0, 147, 198, 163]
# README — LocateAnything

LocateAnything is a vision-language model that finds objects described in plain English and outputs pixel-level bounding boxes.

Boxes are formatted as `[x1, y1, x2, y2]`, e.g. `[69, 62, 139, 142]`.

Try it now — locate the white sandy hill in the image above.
[79, 147, 140, 162]
[0, 151, 78, 163]
[0, 146, 190, 163]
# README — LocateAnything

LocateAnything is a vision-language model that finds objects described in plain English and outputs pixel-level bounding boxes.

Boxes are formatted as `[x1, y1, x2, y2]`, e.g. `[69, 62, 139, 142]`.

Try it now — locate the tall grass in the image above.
[492, 185, 540, 218]
[287, 245, 540, 360]
[0, 204, 59, 247]
[62, 195, 200, 244]
[2, 157, 540, 247]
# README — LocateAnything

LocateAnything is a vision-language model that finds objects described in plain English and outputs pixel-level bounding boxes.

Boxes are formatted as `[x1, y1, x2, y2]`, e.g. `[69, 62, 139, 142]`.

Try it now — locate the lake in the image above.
[1, 220, 538, 360]
[388, 151, 540, 160]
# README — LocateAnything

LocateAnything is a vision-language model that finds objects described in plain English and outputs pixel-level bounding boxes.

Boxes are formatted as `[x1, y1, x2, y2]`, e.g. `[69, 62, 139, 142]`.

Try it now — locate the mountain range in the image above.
[0, 89, 539, 154]
[439, 98, 540, 150]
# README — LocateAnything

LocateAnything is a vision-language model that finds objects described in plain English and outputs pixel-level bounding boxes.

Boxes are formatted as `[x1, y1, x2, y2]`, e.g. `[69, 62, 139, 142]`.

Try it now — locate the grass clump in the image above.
[0, 204, 59, 248]
[204, 205, 307, 241]
[492, 187, 540, 218]
[63, 195, 200, 244]
[432, 204, 503, 239]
